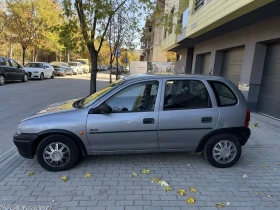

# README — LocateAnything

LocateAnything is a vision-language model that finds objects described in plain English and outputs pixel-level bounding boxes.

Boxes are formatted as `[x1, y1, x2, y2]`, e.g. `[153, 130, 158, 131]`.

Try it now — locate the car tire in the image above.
[0, 75, 5, 85]
[63, 71, 66, 77]
[203, 133, 241, 168]
[51, 72, 55, 79]
[40, 73, 44, 80]
[36, 134, 80, 171]
[22, 74, 28, 82]
[71, 71, 73, 76]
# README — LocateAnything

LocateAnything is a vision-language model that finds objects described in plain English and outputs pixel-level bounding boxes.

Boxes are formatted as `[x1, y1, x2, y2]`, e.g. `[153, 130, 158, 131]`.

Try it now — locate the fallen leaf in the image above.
[141, 168, 150, 174]
[255, 192, 260, 195]
[264, 164, 270, 167]
[84, 173, 92, 178]
[216, 203, 225, 207]
[267, 195, 273, 199]
[164, 186, 171, 191]
[177, 189, 186, 196]
[159, 181, 169, 187]
[131, 172, 138, 177]
[252, 123, 258, 127]
[226, 202, 231, 206]
[273, 168, 278, 171]
[186, 164, 191, 167]
[152, 177, 160, 183]
[189, 187, 197, 193]
[26, 171, 35, 176]
[61, 176, 68, 182]
[243, 174, 248, 178]
[186, 196, 195, 204]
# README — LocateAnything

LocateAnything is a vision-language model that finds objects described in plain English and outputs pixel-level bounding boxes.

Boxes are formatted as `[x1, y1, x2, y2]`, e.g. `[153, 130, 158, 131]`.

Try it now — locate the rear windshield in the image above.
[208, 81, 237, 106]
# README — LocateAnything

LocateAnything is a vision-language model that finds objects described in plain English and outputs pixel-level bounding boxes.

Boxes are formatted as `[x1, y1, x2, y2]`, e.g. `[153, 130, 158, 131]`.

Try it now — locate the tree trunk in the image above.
[89, 47, 98, 94]
[9, 43, 13, 59]
[22, 46, 26, 66]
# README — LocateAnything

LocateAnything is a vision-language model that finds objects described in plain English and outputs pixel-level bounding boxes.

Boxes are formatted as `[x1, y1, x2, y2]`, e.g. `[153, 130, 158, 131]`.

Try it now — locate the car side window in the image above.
[208, 81, 237, 106]
[10, 60, 19, 68]
[0, 59, 11, 67]
[105, 81, 159, 113]
[163, 80, 211, 110]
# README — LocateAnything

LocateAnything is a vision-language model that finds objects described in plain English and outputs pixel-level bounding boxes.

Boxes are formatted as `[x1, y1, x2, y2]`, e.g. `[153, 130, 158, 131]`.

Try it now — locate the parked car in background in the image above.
[13, 74, 251, 171]
[68, 62, 83, 75]
[51, 62, 73, 76]
[101, 65, 109, 71]
[24, 62, 54, 80]
[0, 57, 28, 85]
[110, 66, 122, 75]
[76, 59, 90, 73]
[97, 65, 102, 71]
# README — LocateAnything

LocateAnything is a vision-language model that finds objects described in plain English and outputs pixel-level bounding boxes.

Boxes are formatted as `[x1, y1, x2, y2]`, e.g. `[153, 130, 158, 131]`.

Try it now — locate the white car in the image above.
[24, 62, 54, 80]
[68, 62, 83, 75]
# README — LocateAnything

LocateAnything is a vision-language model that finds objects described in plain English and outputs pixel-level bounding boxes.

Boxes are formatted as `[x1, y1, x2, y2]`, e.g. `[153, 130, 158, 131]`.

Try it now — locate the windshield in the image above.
[25, 63, 43, 68]
[68, 63, 77, 66]
[77, 60, 87, 65]
[80, 79, 126, 107]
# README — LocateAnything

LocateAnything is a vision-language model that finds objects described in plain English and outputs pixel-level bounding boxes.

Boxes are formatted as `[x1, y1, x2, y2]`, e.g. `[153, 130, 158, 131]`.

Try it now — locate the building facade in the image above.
[140, 0, 167, 62]
[162, 0, 280, 119]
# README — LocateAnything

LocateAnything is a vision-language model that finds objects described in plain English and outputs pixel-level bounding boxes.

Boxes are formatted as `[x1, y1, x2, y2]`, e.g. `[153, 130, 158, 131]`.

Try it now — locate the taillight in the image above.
[245, 108, 250, 128]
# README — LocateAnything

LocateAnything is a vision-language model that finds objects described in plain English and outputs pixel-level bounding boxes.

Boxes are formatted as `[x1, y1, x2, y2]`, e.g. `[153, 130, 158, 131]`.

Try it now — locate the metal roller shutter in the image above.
[200, 53, 211, 75]
[221, 47, 244, 86]
[257, 42, 280, 119]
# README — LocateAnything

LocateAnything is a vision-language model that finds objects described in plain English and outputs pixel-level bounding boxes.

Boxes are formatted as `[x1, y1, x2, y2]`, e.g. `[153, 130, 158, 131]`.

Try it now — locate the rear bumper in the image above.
[13, 133, 38, 159]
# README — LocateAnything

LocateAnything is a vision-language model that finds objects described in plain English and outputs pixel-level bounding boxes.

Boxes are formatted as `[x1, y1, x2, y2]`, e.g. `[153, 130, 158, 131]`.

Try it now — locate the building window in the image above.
[176, 54, 182, 61]
[195, 0, 204, 11]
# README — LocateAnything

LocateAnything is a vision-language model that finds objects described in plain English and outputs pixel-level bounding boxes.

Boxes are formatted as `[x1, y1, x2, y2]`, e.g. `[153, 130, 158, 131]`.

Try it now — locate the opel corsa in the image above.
[14, 74, 251, 171]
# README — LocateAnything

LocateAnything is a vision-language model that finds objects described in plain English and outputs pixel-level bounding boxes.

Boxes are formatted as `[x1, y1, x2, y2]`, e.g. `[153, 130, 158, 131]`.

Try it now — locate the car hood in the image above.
[22, 99, 80, 122]
[24, 67, 43, 72]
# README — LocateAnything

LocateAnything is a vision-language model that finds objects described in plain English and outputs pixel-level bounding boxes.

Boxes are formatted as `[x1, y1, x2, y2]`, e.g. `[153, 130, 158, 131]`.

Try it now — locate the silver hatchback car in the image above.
[14, 74, 251, 171]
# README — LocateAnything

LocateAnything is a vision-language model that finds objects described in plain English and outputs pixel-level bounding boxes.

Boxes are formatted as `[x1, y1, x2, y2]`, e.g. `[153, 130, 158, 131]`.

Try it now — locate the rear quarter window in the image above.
[208, 81, 237, 107]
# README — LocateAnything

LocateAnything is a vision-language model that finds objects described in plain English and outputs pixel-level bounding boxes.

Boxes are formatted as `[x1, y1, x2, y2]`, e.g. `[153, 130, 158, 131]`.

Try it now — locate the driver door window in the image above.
[105, 81, 159, 112]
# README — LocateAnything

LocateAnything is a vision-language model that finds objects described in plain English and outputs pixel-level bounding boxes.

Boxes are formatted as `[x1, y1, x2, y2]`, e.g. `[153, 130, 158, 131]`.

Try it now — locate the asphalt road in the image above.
[0, 71, 112, 156]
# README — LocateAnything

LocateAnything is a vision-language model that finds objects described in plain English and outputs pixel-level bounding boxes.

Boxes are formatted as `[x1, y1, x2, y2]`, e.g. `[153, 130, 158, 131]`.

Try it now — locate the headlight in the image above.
[16, 123, 22, 135]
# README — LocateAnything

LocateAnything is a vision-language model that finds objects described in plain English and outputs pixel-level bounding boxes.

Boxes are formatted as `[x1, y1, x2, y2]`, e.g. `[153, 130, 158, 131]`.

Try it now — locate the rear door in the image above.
[158, 78, 219, 150]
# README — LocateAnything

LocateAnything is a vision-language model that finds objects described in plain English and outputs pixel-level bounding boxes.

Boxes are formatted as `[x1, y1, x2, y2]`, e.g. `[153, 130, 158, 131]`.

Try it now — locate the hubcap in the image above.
[43, 142, 71, 167]
[212, 140, 237, 164]
[0, 76, 4, 85]
[24, 75, 28, 81]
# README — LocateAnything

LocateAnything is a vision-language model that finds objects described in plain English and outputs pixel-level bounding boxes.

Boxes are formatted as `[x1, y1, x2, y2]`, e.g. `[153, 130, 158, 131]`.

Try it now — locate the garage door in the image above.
[257, 42, 280, 119]
[200, 53, 211, 75]
[221, 47, 244, 86]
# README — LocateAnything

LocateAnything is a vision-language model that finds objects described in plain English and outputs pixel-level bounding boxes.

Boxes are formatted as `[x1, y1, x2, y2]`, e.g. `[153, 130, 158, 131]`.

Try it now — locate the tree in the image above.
[62, 0, 153, 94]
[166, 51, 176, 62]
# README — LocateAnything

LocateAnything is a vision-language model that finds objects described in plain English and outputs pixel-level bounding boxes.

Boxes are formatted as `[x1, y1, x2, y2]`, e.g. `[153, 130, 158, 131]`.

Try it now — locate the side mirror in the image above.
[90, 104, 112, 114]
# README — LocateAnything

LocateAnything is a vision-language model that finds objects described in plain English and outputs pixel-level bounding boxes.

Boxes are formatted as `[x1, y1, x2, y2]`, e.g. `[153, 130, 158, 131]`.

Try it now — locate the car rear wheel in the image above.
[40, 73, 44, 80]
[22, 74, 28, 82]
[36, 134, 79, 171]
[51, 72, 54, 79]
[0, 75, 5, 85]
[203, 133, 241, 168]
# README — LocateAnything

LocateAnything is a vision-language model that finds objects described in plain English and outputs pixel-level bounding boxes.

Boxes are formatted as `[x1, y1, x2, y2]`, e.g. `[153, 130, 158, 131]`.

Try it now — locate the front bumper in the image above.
[13, 133, 38, 159]
[27, 72, 40, 79]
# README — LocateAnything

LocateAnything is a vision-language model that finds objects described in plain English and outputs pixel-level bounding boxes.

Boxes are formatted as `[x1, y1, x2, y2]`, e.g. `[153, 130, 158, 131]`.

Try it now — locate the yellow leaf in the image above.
[84, 173, 92, 178]
[165, 186, 171, 192]
[216, 203, 225, 207]
[141, 168, 150, 174]
[177, 189, 186, 196]
[264, 164, 270, 167]
[61, 176, 68, 182]
[26, 171, 35, 176]
[152, 177, 160, 183]
[189, 187, 197, 193]
[186, 196, 195, 204]
[252, 123, 258, 127]
[131, 172, 138, 177]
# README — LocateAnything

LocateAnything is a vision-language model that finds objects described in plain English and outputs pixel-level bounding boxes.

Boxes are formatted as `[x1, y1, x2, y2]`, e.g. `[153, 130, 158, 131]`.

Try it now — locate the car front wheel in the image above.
[0, 75, 5, 85]
[40, 73, 44, 80]
[203, 133, 241, 168]
[36, 134, 79, 171]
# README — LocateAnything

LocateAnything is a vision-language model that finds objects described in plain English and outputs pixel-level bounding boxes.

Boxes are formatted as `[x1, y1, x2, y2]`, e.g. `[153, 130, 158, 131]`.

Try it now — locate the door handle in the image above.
[201, 117, 212, 123]
[143, 118, 154, 124]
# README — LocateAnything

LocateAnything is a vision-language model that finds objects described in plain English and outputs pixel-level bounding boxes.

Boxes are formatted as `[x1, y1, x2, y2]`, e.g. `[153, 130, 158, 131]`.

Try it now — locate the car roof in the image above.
[123, 73, 228, 82]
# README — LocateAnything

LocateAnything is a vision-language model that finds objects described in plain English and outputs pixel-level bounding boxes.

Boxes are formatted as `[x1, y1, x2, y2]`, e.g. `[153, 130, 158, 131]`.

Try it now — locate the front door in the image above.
[3, 59, 15, 80]
[10, 59, 23, 79]
[158, 79, 219, 151]
[87, 80, 161, 152]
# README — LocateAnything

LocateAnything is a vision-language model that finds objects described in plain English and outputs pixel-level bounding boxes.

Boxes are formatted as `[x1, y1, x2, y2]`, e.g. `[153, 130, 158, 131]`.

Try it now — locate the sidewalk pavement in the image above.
[0, 113, 279, 210]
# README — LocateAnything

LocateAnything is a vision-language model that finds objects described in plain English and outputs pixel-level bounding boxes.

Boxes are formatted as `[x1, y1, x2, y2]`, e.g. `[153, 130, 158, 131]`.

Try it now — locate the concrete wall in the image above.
[174, 48, 194, 73]
[190, 16, 280, 110]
